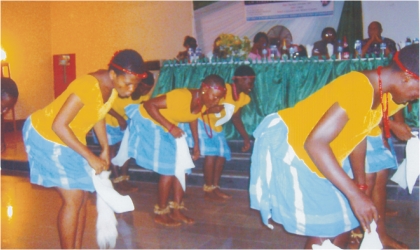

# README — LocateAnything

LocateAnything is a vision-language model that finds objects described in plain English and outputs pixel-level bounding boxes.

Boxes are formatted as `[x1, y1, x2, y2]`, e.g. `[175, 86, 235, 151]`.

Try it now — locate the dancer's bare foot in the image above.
[170, 209, 195, 224]
[214, 187, 232, 200]
[204, 190, 226, 202]
[154, 214, 181, 227]
[154, 205, 181, 227]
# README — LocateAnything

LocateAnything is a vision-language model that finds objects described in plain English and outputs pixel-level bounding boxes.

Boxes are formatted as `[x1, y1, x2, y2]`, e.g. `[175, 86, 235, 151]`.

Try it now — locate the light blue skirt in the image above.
[125, 104, 191, 176]
[179, 119, 231, 160]
[249, 113, 359, 237]
[22, 117, 95, 192]
[342, 134, 397, 175]
[92, 124, 124, 146]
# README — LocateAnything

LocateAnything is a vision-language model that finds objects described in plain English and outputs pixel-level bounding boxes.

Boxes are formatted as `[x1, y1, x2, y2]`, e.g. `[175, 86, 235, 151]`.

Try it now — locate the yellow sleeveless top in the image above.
[140, 88, 206, 131]
[279, 71, 404, 178]
[31, 75, 117, 146]
[105, 95, 150, 127]
[201, 84, 251, 132]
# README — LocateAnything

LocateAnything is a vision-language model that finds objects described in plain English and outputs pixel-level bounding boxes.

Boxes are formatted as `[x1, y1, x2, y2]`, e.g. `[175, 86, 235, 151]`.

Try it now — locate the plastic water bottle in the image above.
[195, 47, 202, 62]
[289, 46, 295, 58]
[270, 45, 277, 60]
[188, 48, 194, 63]
[337, 39, 343, 60]
[262, 48, 268, 61]
[354, 40, 362, 57]
[380, 42, 386, 57]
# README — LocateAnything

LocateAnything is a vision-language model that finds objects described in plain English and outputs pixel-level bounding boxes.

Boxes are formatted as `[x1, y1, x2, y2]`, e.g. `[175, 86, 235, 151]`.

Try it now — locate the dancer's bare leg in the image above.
[372, 169, 408, 249]
[203, 156, 225, 202]
[154, 175, 180, 226]
[212, 156, 232, 199]
[56, 188, 87, 249]
[170, 177, 194, 224]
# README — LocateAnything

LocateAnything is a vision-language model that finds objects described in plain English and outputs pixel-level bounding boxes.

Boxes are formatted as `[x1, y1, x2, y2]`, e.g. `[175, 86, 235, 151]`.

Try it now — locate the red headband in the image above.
[202, 83, 226, 92]
[393, 51, 419, 80]
[109, 62, 147, 79]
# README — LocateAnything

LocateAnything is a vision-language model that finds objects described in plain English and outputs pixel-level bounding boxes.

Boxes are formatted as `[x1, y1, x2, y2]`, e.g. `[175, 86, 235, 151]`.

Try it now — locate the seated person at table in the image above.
[176, 36, 198, 62]
[248, 32, 271, 60]
[361, 21, 397, 58]
[312, 27, 338, 59]
[207, 36, 228, 60]
[249, 44, 418, 248]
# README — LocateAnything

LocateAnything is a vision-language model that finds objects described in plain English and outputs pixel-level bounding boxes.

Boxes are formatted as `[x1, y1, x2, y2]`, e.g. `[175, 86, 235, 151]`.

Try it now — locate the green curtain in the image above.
[153, 57, 392, 139]
[337, 1, 363, 55]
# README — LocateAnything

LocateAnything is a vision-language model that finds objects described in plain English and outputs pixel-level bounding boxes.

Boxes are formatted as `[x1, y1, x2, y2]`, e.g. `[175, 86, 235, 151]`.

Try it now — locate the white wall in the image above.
[362, 1, 419, 45]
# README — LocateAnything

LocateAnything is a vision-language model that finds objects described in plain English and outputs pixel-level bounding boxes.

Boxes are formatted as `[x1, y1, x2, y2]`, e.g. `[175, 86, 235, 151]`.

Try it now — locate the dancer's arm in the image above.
[189, 120, 200, 160]
[108, 108, 127, 130]
[52, 94, 108, 174]
[304, 102, 378, 232]
[93, 119, 110, 167]
[143, 95, 184, 138]
[231, 109, 250, 152]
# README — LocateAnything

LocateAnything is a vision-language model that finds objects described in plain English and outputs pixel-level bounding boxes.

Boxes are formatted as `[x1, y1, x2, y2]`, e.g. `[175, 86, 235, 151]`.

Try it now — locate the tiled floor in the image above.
[1, 131, 419, 249]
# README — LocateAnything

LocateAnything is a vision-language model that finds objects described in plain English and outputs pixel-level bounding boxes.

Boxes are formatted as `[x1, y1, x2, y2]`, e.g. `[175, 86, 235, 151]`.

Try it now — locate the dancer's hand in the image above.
[169, 126, 184, 138]
[242, 138, 251, 152]
[192, 144, 200, 161]
[88, 154, 109, 175]
[349, 192, 379, 233]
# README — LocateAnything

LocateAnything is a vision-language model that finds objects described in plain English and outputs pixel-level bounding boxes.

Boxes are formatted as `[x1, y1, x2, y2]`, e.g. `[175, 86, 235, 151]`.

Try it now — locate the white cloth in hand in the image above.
[175, 134, 195, 191]
[111, 129, 130, 167]
[391, 132, 419, 194]
[360, 220, 383, 249]
[215, 103, 235, 127]
[92, 170, 134, 213]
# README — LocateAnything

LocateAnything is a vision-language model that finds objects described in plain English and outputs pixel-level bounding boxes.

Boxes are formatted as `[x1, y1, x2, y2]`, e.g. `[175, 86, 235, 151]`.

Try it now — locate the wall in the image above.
[362, 1, 419, 44]
[50, 1, 194, 76]
[1, 1, 194, 120]
[1, 1, 53, 120]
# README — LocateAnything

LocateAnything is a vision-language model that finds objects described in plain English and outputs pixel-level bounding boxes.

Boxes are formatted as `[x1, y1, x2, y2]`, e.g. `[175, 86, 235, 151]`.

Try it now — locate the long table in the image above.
[153, 57, 417, 139]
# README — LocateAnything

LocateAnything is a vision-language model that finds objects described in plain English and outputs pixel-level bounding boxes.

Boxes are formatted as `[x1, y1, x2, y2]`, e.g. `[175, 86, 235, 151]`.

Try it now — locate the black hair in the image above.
[370, 21, 383, 31]
[202, 74, 225, 88]
[253, 32, 269, 44]
[108, 49, 145, 76]
[390, 44, 419, 76]
[131, 71, 154, 100]
[321, 27, 336, 38]
[142, 71, 155, 86]
[183, 36, 197, 48]
[234, 65, 256, 77]
[1, 77, 19, 99]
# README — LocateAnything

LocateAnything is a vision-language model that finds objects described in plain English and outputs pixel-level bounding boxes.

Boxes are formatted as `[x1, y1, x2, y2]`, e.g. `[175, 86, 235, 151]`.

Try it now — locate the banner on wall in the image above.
[244, 1, 334, 21]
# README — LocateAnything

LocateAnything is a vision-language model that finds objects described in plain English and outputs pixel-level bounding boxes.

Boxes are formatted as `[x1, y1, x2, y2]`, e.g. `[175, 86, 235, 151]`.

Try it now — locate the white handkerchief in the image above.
[215, 103, 235, 127]
[406, 132, 419, 194]
[312, 239, 341, 249]
[111, 129, 130, 166]
[391, 159, 408, 189]
[360, 221, 383, 249]
[175, 134, 195, 191]
[92, 170, 134, 213]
